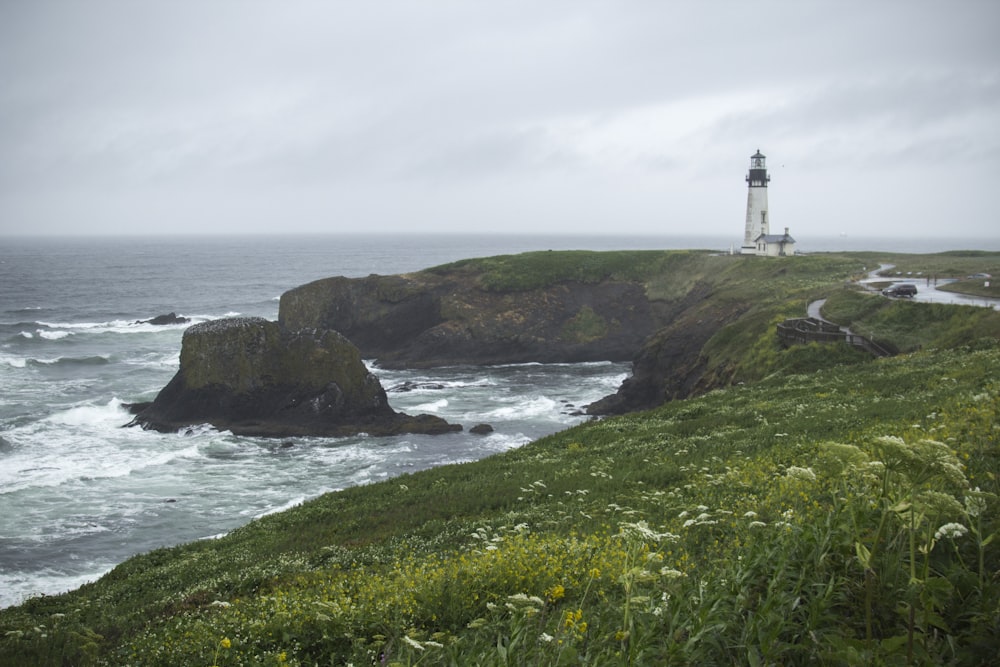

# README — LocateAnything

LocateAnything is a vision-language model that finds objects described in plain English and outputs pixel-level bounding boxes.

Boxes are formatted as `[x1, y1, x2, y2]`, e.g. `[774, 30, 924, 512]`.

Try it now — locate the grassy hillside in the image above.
[2, 250, 998, 666]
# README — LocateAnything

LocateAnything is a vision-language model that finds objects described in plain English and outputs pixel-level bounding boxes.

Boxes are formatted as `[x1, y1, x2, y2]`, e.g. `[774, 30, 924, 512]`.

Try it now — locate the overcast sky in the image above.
[1, 1, 998, 240]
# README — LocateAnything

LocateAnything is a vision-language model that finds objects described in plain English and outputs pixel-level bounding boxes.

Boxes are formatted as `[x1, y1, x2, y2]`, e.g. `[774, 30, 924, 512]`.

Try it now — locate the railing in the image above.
[777, 317, 896, 358]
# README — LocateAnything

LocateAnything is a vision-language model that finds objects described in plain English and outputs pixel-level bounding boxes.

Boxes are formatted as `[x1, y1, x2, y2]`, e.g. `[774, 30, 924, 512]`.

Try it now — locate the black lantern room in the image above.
[746, 150, 770, 188]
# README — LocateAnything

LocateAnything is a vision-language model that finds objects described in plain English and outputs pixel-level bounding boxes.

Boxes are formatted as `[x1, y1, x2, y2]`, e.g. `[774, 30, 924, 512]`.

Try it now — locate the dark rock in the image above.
[278, 273, 659, 368]
[139, 312, 190, 326]
[127, 317, 460, 438]
[469, 423, 494, 435]
[387, 381, 447, 393]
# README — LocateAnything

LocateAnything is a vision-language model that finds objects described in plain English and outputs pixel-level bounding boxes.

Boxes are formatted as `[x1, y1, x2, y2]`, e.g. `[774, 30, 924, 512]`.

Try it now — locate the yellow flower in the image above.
[545, 584, 565, 602]
[220, 637, 231, 649]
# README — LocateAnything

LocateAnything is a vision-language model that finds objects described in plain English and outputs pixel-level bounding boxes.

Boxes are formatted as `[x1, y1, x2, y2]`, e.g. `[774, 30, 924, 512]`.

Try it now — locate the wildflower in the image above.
[545, 584, 566, 602]
[965, 488, 988, 517]
[220, 638, 231, 649]
[660, 568, 685, 579]
[785, 466, 817, 481]
[934, 522, 969, 541]
[403, 635, 425, 651]
[539, 632, 554, 643]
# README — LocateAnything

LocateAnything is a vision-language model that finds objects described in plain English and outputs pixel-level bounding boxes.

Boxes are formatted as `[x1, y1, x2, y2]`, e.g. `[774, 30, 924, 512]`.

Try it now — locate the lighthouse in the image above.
[741, 149, 770, 254]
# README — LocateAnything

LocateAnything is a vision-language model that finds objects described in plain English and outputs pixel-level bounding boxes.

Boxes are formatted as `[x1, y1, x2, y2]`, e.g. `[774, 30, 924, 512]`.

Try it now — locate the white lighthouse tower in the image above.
[741, 149, 770, 254]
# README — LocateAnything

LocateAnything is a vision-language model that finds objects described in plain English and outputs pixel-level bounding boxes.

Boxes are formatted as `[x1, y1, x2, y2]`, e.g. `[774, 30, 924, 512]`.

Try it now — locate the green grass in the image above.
[820, 288, 1000, 353]
[428, 250, 683, 292]
[866, 251, 1000, 280]
[938, 279, 1000, 299]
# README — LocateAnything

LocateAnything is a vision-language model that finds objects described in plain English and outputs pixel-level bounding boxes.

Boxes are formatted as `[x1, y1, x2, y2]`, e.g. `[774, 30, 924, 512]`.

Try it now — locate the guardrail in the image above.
[777, 317, 896, 358]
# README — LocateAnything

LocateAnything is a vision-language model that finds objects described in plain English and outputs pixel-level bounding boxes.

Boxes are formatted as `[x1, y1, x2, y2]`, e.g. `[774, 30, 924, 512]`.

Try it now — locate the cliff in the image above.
[277, 251, 872, 414]
[128, 317, 458, 437]
[277, 250, 753, 368]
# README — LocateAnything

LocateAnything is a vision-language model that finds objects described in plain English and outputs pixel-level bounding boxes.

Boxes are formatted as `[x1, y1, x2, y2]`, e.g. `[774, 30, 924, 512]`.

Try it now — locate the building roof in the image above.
[754, 232, 796, 244]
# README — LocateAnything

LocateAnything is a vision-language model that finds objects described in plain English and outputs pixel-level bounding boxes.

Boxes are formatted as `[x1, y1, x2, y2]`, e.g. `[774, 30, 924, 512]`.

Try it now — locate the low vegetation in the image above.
[2, 251, 999, 666]
[820, 287, 1000, 353]
[429, 250, 687, 292]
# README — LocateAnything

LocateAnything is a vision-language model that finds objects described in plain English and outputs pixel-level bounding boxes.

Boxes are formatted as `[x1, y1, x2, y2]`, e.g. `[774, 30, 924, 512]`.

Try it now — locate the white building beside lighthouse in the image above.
[740, 150, 795, 256]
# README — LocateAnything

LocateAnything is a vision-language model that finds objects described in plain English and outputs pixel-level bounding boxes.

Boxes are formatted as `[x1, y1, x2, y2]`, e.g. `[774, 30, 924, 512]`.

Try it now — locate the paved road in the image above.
[860, 265, 1000, 311]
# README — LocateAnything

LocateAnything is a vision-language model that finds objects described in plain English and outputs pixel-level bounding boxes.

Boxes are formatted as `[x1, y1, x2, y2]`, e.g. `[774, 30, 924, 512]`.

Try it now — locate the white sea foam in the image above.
[43, 398, 128, 427]
[0, 568, 110, 609]
[411, 398, 449, 412]
[480, 396, 559, 420]
[33, 312, 238, 336]
[0, 355, 27, 368]
[38, 330, 72, 340]
[18, 331, 34, 339]
[252, 496, 306, 519]
[0, 400, 200, 494]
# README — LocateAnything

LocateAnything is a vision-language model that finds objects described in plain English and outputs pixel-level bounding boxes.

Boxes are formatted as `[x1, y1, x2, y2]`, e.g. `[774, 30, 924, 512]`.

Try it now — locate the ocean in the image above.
[0, 232, 996, 608]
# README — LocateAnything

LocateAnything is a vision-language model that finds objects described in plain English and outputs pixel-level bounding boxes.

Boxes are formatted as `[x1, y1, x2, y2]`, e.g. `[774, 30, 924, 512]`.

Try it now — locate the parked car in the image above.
[882, 284, 917, 298]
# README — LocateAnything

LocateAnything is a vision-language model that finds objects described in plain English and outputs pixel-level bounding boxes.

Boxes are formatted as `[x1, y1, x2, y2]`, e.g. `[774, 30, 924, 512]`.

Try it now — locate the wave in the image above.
[26, 355, 111, 368]
[32, 312, 242, 336]
[410, 398, 449, 412]
[0, 568, 109, 610]
[0, 355, 27, 368]
[38, 330, 73, 340]
[478, 395, 560, 420]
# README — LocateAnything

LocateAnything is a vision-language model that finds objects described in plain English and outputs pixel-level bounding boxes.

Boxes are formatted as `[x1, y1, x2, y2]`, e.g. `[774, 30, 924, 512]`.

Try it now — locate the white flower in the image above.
[403, 635, 425, 651]
[785, 466, 817, 481]
[539, 632, 554, 643]
[965, 489, 987, 518]
[934, 522, 969, 541]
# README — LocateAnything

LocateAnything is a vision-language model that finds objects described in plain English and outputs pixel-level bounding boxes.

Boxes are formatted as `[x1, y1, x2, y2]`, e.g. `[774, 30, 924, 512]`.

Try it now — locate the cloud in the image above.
[1, 1, 998, 238]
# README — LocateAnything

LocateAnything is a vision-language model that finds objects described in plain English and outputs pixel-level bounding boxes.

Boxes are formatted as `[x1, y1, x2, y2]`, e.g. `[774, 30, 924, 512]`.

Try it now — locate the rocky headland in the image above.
[127, 317, 459, 437]
[277, 250, 760, 414]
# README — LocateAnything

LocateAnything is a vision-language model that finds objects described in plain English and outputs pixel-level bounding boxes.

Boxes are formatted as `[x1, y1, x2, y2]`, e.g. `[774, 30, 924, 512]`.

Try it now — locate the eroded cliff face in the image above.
[129, 317, 459, 437]
[279, 274, 661, 368]
[275, 256, 757, 414]
[585, 287, 751, 415]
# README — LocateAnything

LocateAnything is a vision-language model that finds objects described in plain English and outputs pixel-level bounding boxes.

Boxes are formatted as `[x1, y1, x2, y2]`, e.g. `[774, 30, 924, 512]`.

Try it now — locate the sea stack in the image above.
[128, 317, 459, 437]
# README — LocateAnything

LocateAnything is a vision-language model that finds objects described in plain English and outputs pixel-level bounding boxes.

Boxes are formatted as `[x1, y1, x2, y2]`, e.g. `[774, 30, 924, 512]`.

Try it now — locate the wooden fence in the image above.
[776, 317, 896, 358]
